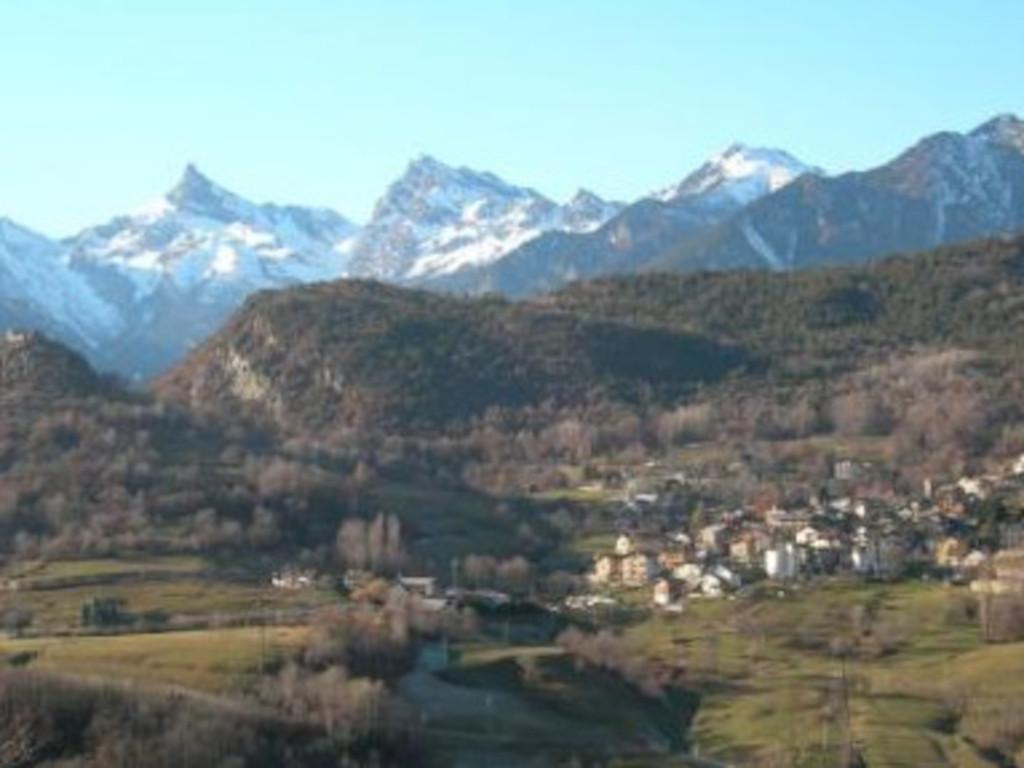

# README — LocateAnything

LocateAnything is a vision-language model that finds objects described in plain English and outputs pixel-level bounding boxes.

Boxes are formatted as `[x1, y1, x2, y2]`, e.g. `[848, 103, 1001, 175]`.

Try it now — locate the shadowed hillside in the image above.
[157, 280, 749, 432]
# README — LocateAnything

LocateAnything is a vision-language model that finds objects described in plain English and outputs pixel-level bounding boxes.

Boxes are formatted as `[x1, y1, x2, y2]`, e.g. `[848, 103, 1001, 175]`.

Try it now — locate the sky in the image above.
[0, 1, 1022, 236]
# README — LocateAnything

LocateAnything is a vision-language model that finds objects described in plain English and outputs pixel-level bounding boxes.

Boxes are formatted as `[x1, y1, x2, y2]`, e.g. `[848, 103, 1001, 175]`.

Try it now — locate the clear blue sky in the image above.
[1, 0, 1021, 236]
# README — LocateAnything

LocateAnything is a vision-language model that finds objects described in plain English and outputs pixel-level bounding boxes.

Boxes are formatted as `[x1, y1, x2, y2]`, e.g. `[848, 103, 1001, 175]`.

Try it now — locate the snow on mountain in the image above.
[657, 114, 1024, 274]
[0, 217, 120, 349]
[3, 115, 1023, 377]
[345, 156, 622, 280]
[562, 189, 625, 232]
[58, 165, 359, 376]
[420, 145, 820, 297]
[68, 165, 359, 299]
[654, 144, 820, 209]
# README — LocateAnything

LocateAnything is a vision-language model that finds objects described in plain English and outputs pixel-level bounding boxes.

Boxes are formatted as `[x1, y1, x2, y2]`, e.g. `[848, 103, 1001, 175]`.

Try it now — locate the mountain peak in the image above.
[398, 154, 478, 190]
[406, 153, 451, 173]
[970, 113, 1024, 150]
[656, 144, 818, 207]
[569, 188, 603, 206]
[351, 158, 567, 280]
[169, 162, 214, 196]
[164, 164, 254, 221]
[719, 142, 751, 157]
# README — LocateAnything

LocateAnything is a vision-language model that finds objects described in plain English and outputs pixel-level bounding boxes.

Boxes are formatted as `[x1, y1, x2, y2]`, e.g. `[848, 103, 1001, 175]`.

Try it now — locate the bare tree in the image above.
[336, 518, 368, 570]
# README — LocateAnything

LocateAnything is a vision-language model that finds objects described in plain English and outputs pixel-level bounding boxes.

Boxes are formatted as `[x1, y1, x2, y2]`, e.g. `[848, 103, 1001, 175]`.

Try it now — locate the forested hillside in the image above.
[551, 234, 1024, 378]
[157, 280, 747, 432]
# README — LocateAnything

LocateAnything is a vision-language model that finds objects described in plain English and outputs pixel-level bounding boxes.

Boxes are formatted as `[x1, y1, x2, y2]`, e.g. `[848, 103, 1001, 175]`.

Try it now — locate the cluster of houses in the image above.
[270, 455, 1024, 617]
[587, 531, 740, 607]
[579, 455, 1024, 611]
[272, 566, 517, 614]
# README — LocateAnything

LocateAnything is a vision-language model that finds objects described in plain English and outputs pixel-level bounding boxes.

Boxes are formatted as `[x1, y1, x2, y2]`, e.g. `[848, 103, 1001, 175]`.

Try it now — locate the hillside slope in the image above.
[424, 144, 818, 297]
[550, 233, 1024, 378]
[433, 115, 1024, 297]
[657, 115, 1024, 274]
[0, 330, 109, 403]
[157, 280, 747, 432]
[161, 234, 1024, 442]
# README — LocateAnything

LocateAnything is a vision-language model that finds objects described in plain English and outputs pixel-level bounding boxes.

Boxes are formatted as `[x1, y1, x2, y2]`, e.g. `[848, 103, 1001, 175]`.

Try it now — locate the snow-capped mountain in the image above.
[562, 189, 625, 232]
[344, 156, 622, 281]
[2, 114, 1024, 378]
[653, 144, 819, 208]
[425, 144, 821, 297]
[657, 114, 1024, 274]
[0, 218, 120, 350]
[57, 165, 359, 376]
[69, 165, 358, 301]
[0, 166, 360, 377]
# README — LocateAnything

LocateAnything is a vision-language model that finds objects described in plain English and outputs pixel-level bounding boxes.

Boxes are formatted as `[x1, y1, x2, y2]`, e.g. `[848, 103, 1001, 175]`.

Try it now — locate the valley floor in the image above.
[2, 557, 1022, 766]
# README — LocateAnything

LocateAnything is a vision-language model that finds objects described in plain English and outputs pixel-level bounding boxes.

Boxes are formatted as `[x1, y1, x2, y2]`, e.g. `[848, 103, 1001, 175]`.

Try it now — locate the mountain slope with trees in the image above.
[157, 280, 748, 432]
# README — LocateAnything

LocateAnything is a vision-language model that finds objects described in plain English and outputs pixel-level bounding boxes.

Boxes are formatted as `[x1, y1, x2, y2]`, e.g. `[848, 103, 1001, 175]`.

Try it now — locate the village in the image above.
[567, 453, 1024, 614]
[260, 451, 1024, 632]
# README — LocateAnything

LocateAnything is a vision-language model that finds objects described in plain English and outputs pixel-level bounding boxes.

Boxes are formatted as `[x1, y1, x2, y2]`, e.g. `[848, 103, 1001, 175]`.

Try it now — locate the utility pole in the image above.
[258, 597, 267, 677]
[840, 653, 854, 766]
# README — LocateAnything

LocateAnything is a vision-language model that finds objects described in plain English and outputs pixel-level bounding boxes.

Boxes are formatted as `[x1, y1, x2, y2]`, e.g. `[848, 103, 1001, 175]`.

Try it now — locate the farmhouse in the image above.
[652, 578, 684, 607]
[614, 534, 635, 556]
[271, 567, 316, 590]
[621, 553, 657, 586]
[765, 543, 799, 580]
[398, 576, 438, 598]
[589, 554, 619, 585]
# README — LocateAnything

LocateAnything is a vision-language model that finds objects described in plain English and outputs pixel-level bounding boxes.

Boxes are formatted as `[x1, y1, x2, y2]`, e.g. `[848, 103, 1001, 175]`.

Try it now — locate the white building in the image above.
[851, 537, 903, 578]
[653, 578, 684, 607]
[614, 534, 635, 557]
[621, 553, 657, 586]
[700, 524, 728, 554]
[713, 564, 740, 588]
[271, 568, 316, 589]
[795, 526, 820, 547]
[700, 574, 724, 598]
[674, 563, 704, 589]
[398, 576, 438, 597]
[765, 543, 799, 580]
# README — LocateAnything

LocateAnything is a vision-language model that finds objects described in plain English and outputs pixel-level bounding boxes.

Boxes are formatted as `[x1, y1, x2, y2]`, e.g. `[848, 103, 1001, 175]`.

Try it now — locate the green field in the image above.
[3, 555, 208, 585]
[0, 556, 332, 693]
[1, 556, 334, 632]
[0, 625, 310, 693]
[4, 554, 1022, 766]
[625, 580, 1022, 766]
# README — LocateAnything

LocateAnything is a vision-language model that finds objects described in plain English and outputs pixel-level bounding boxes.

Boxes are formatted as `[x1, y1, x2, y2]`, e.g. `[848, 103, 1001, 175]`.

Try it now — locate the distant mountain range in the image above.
[427, 115, 1024, 296]
[343, 155, 624, 281]
[1, 114, 1023, 377]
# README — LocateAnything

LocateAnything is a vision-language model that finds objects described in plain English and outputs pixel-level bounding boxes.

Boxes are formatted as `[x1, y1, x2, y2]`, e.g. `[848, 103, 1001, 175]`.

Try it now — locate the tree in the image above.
[336, 518, 368, 571]
[463, 554, 497, 588]
[384, 514, 404, 572]
[496, 556, 533, 596]
[368, 514, 386, 574]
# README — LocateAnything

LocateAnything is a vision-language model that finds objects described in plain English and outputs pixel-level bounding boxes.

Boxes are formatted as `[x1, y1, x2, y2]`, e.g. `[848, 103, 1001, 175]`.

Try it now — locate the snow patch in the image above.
[741, 219, 784, 270]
